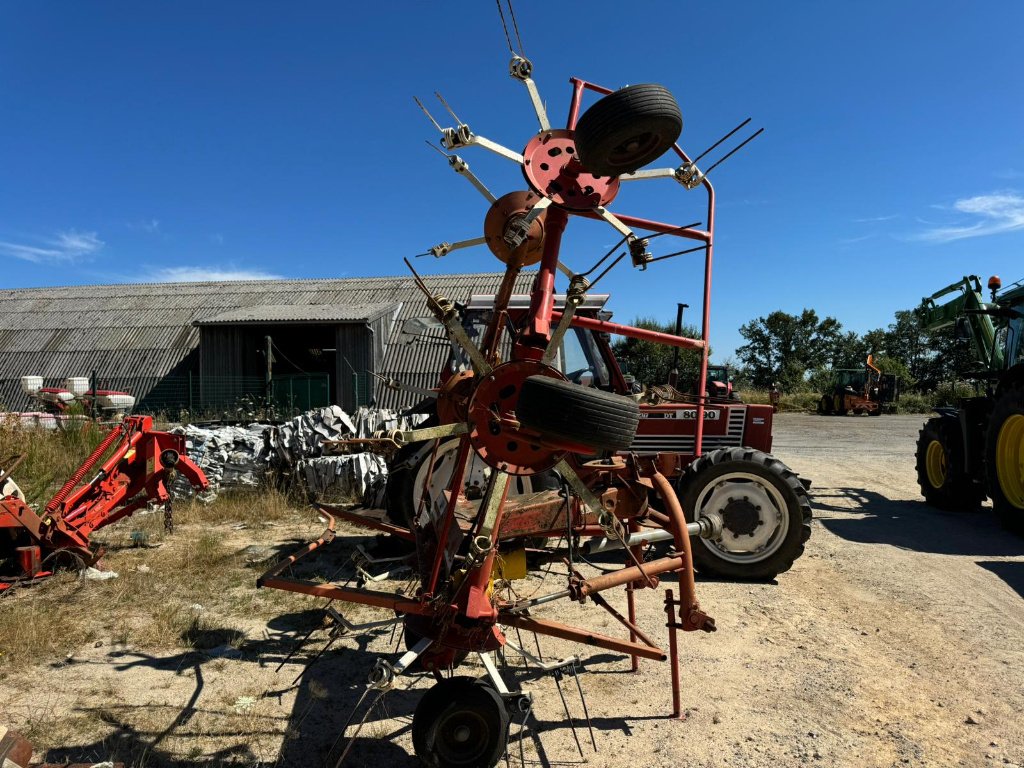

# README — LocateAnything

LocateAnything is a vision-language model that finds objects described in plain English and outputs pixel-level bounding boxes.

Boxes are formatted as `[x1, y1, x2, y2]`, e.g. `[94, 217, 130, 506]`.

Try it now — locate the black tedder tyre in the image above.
[574, 84, 682, 176]
[985, 382, 1024, 535]
[517, 376, 639, 452]
[675, 448, 812, 581]
[916, 416, 983, 511]
[412, 676, 509, 768]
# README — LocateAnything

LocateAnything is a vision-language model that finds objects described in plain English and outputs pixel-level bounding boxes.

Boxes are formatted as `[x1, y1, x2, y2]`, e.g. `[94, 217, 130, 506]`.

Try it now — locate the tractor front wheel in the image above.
[412, 677, 509, 768]
[985, 383, 1024, 535]
[675, 448, 812, 580]
[915, 416, 983, 511]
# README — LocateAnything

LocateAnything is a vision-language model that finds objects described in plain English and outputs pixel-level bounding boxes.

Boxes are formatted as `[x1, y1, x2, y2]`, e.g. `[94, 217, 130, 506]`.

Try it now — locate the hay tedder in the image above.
[0, 415, 208, 590]
[259, 17, 808, 768]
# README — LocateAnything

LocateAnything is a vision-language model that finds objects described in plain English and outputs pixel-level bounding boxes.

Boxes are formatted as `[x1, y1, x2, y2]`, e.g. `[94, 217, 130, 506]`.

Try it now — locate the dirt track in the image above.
[3, 413, 1024, 767]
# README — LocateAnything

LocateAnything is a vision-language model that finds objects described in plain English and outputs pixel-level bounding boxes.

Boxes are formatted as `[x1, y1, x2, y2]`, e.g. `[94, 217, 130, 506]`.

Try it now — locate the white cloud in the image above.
[853, 214, 897, 223]
[913, 192, 1024, 243]
[0, 229, 104, 263]
[148, 266, 281, 282]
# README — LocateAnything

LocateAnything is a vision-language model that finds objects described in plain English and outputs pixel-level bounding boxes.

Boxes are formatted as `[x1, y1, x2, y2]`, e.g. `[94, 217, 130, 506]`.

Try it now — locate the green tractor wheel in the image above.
[985, 382, 1024, 535]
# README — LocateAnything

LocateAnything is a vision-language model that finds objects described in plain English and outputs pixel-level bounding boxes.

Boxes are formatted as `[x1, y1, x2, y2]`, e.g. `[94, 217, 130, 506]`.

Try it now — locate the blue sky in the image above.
[2, 1, 1023, 360]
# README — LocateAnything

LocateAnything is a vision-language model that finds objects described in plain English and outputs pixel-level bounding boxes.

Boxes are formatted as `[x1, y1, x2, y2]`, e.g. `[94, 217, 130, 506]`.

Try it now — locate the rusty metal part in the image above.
[484, 190, 548, 267]
[467, 360, 566, 474]
[436, 370, 475, 425]
[649, 468, 716, 633]
[0, 726, 32, 768]
[522, 129, 620, 210]
[500, 613, 666, 661]
[664, 589, 685, 719]
[317, 503, 415, 542]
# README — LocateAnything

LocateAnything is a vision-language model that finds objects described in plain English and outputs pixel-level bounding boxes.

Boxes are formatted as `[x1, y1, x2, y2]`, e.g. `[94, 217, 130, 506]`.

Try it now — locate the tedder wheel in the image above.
[675, 448, 812, 581]
[386, 438, 555, 529]
[985, 382, 1024, 535]
[412, 676, 510, 768]
[517, 376, 640, 453]
[915, 416, 983, 511]
[573, 84, 682, 177]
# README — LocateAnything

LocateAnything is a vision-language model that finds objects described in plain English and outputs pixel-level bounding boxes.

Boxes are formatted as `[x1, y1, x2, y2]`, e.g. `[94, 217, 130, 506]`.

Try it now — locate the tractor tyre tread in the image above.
[985, 381, 1024, 535]
[915, 416, 984, 511]
[517, 375, 640, 452]
[675, 447, 812, 581]
[574, 84, 682, 176]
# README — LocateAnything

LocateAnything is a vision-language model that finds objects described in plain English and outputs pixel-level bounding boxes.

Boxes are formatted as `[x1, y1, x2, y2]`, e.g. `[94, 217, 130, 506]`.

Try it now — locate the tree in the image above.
[736, 309, 845, 390]
[612, 317, 704, 389]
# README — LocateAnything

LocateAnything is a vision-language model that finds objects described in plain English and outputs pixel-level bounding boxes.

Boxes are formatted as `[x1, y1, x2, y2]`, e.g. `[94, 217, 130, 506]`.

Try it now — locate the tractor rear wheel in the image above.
[985, 383, 1024, 535]
[517, 376, 640, 453]
[412, 677, 509, 768]
[817, 395, 832, 415]
[675, 448, 812, 580]
[915, 416, 983, 511]
[573, 84, 682, 176]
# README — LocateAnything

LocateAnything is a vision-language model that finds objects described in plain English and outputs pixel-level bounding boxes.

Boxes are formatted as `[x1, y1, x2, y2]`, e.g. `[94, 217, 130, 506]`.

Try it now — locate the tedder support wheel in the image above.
[985, 382, 1024, 535]
[915, 416, 983, 511]
[412, 676, 510, 768]
[573, 84, 683, 177]
[675, 447, 812, 581]
[517, 375, 640, 453]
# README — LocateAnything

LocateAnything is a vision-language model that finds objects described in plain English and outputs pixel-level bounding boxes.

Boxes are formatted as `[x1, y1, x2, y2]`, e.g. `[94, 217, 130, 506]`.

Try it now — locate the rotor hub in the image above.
[522, 129, 620, 211]
[467, 360, 565, 475]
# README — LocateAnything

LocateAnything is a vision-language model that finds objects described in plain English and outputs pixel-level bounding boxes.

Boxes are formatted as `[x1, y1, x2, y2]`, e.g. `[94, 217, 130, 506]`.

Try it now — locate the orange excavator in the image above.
[0, 415, 207, 590]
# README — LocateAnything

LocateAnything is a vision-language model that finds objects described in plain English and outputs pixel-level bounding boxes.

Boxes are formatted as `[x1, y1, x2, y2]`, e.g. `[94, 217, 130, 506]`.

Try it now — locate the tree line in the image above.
[735, 307, 969, 393]
[612, 306, 970, 394]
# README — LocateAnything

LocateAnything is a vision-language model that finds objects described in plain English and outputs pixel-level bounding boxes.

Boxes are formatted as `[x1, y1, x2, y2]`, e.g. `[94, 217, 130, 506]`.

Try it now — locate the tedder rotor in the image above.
[260, 21, 774, 768]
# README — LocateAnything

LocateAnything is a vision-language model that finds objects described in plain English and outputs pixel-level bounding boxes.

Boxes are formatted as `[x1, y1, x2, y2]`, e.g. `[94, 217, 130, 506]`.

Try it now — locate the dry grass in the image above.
[0, 417, 110, 506]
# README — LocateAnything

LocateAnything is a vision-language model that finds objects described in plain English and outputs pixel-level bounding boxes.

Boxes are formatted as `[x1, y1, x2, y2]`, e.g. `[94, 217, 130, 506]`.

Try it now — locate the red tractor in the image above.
[1, 415, 208, 589]
[387, 293, 810, 581]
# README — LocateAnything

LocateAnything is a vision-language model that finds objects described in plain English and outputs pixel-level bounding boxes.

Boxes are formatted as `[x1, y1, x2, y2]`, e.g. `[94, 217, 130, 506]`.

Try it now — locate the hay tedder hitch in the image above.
[0, 415, 208, 590]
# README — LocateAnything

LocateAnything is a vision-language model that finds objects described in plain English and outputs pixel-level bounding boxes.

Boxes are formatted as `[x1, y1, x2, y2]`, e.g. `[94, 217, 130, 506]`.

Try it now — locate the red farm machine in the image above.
[817, 354, 899, 416]
[0, 415, 208, 590]
[257, 20, 811, 768]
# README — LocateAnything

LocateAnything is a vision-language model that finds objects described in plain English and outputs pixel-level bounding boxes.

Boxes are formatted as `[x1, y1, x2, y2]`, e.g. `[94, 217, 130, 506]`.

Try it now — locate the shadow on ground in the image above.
[976, 560, 1024, 600]
[812, 485, 1024, 557]
[40, 554, 659, 768]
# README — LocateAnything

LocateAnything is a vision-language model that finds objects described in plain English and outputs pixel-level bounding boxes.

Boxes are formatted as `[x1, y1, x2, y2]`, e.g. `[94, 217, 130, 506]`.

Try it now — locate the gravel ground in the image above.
[4, 413, 1023, 767]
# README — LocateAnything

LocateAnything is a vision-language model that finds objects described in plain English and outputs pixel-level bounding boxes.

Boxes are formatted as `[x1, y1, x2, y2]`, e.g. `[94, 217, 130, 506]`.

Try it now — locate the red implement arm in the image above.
[0, 415, 208, 583]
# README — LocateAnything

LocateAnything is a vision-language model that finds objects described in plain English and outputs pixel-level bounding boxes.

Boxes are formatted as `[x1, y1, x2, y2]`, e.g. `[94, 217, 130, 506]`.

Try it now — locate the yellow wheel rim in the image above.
[925, 439, 947, 489]
[995, 414, 1024, 509]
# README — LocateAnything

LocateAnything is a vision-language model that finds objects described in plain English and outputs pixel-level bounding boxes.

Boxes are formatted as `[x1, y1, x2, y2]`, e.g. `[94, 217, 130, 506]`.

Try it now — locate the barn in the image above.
[0, 272, 535, 414]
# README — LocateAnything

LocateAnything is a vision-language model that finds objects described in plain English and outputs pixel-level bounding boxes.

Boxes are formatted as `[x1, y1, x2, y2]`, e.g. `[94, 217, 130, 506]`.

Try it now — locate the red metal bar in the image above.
[427, 437, 473, 595]
[574, 208, 710, 242]
[500, 613, 666, 661]
[627, 519, 641, 672]
[259, 576, 429, 616]
[44, 423, 126, 514]
[556, 312, 706, 350]
[317, 503, 415, 542]
[523, 206, 570, 346]
[566, 78, 588, 129]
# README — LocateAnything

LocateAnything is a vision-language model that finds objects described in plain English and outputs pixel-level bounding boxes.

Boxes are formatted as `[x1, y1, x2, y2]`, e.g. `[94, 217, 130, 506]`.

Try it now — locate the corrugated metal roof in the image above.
[195, 302, 401, 325]
[0, 272, 537, 411]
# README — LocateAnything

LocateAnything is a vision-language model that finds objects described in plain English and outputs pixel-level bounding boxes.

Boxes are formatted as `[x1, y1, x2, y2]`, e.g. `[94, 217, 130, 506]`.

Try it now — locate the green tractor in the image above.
[915, 274, 1024, 533]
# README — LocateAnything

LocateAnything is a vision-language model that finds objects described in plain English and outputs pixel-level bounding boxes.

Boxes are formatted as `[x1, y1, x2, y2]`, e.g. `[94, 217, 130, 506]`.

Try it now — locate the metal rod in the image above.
[689, 117, 752, 165]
